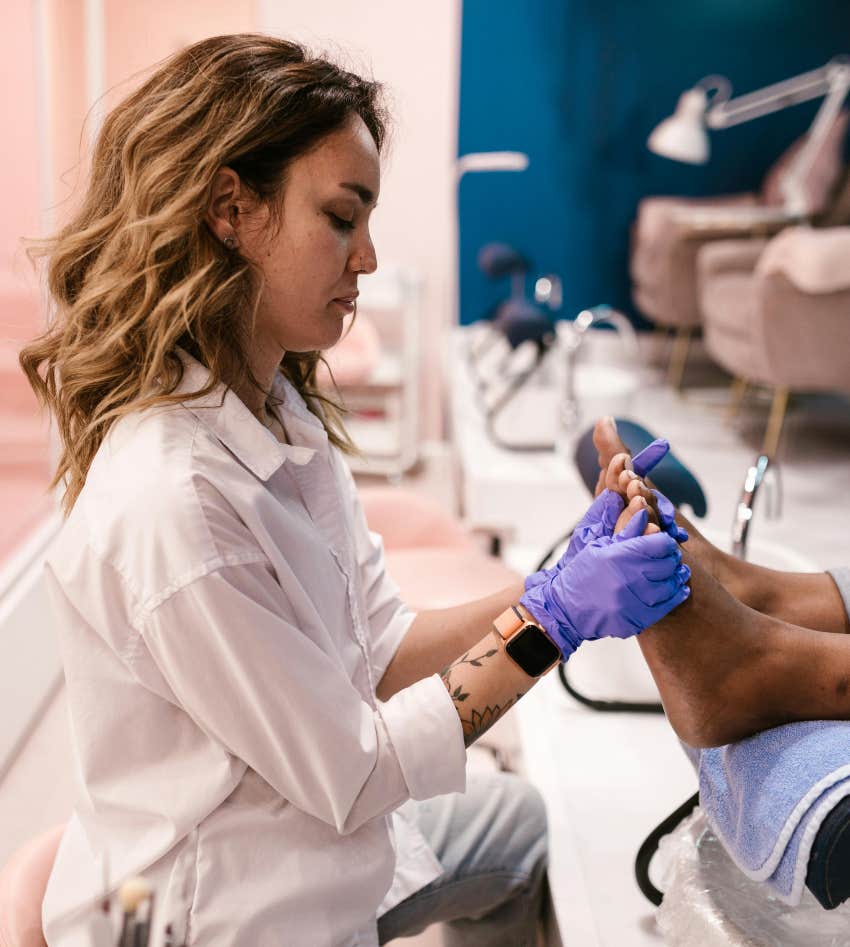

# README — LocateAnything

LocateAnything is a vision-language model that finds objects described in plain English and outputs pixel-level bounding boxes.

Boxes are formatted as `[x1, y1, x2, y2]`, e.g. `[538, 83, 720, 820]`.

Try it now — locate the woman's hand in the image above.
[520, 503, 691, 662]
[523, 489, 625, 590]
[600, 445, 689, 543]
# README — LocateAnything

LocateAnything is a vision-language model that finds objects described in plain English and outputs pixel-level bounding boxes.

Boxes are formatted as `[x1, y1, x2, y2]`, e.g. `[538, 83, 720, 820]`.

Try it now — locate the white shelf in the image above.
[336, 269, 422, 478]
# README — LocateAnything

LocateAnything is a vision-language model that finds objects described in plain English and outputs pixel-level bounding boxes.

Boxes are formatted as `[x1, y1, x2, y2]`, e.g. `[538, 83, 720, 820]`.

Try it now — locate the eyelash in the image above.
[329, 213, 355, 232]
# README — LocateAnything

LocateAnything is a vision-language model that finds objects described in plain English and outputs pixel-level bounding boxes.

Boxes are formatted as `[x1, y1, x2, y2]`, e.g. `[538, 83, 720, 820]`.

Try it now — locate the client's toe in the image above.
[593, 416, 629, 468]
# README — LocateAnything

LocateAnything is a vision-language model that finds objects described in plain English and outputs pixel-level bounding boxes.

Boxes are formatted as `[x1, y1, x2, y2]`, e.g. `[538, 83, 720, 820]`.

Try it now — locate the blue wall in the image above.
[458, 1, 850, 325]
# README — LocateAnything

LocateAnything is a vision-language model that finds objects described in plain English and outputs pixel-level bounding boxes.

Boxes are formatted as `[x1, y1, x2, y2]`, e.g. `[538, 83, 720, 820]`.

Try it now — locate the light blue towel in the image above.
[684, 566, 850, 905]
[689, 722, 850, 903]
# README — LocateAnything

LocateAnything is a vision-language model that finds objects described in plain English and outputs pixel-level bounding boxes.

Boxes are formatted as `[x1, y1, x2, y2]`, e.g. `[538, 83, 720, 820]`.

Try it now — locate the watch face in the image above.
[505, 624, 561, 677]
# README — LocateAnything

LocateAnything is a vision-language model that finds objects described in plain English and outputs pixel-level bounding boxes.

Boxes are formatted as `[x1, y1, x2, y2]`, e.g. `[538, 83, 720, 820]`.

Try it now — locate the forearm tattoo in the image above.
[440, 647, 526, 747]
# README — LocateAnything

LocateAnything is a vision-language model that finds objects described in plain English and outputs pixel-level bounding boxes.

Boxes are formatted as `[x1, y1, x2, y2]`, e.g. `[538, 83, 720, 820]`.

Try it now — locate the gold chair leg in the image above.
[762, 387, 790, 458]
[667, 328, 692, 391]
[725, 377, 749, 425]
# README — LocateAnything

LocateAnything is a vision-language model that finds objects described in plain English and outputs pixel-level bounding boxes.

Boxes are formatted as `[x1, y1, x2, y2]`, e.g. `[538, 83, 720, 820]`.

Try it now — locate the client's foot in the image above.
[592, 416, 627, 474]
[602, 499, 779, 747]
[592, 417, 745, 597]
[637, 554, 778, 747]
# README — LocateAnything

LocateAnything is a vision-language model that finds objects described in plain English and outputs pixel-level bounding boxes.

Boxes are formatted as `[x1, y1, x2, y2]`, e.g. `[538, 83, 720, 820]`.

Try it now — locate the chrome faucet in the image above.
[534, 273, 563, 311]
[558, 305, 639, 433]
[731, 454, 782, 560]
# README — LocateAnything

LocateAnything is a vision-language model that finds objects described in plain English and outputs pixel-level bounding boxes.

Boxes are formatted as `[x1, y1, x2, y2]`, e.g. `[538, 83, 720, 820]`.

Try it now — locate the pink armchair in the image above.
[630, 114, 850, 387]
[358, 485, 520, 609]
[698, 225, 850, 455]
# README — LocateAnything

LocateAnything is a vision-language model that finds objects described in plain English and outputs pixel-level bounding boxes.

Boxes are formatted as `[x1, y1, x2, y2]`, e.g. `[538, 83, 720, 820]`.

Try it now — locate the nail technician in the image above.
[20, 35, 690, 947]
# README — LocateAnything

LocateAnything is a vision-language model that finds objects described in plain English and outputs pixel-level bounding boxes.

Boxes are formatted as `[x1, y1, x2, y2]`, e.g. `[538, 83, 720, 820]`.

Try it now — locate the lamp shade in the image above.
[647, 88, 710, 164]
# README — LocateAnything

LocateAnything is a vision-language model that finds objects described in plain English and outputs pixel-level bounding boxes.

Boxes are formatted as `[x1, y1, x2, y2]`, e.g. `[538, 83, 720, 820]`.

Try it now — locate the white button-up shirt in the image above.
[41, 349, 467, 947]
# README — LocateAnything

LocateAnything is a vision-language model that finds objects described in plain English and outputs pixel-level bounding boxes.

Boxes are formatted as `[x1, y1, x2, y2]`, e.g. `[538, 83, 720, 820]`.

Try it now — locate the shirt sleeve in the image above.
[337, 458, 417, 683]
[828, 568, 850, 620]
[135, 558, 466, 835]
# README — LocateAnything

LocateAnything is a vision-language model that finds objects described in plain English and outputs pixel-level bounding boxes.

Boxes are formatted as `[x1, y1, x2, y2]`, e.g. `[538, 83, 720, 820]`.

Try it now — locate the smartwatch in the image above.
[492, 604, 561, 678]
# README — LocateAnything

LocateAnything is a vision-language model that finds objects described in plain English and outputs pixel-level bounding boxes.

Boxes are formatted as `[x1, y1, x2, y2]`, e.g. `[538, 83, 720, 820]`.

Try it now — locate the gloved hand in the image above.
[524, 489, 625, 591]
[520, 509, 691, 662]
[630, 438, 669, 478]
[630, 438, 689, 544]
[651, 488, 689, 543]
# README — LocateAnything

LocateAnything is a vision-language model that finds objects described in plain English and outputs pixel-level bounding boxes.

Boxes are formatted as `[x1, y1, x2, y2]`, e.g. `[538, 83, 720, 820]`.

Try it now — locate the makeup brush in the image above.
[117, 877, 152, 947]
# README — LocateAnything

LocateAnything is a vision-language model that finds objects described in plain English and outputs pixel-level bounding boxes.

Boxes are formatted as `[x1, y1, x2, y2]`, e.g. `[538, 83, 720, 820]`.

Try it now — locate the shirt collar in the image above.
[173, 347, 323, 481]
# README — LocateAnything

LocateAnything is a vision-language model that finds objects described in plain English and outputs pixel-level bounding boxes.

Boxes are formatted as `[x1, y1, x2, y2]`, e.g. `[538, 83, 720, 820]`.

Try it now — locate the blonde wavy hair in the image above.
[19, 33, 388, 516]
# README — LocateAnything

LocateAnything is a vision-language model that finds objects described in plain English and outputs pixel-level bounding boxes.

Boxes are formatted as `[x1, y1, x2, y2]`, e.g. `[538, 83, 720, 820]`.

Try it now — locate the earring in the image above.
[223, 234, 238, 250]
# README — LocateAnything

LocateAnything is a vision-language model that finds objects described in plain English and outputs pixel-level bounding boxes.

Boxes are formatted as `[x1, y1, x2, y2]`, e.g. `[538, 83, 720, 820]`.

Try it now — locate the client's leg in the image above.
[638, 552, 850, 747]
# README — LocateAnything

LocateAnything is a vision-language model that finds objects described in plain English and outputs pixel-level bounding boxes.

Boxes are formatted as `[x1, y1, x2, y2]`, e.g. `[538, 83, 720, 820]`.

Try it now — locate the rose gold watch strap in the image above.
[492, 604, 525, 641]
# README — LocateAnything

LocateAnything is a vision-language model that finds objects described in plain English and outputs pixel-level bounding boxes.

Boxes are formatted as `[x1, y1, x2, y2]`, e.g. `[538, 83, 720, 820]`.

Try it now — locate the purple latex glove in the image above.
[651, 489, 689, 544]
[524, 489, 625, 591]
[630, 438, 669, 478]
[630, 438, 689, 544]
[520, 509, 691, 662]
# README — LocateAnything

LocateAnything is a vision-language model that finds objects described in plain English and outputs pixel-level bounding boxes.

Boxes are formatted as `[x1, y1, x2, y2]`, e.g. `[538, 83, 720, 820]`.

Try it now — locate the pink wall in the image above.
[0, 2, 258, 568]
[0, 1, 51, 566]
[46, 0, 88, 223]
[1, 0, 41, 319]
[103, 0, 256, 101]
[2, 0, 258, 331]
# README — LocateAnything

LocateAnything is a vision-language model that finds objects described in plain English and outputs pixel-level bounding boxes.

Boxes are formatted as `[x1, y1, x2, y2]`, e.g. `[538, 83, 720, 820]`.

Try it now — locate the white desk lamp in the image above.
[648, 56, 850, 215]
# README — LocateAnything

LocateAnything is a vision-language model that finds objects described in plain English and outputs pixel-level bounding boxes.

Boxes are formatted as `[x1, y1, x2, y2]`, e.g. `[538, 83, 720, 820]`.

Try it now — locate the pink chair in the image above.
[359, 486, 478, 553]
[380, 547, 520, 610]
[0, 825, 65, 947]
[698, 225, 850, 455]
[359, 486, 520, 609]
[630, 115, 850, 387]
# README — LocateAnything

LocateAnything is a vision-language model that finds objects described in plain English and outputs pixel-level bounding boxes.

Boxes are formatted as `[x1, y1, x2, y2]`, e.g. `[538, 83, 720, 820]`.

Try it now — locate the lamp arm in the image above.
[706, 65, 833, 130]
[781, 70, 850, 212]
[701, 59, 850, 215]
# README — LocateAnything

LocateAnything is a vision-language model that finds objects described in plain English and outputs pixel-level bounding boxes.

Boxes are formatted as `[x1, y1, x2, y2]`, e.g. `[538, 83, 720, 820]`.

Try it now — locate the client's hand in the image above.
[520, 502, 691, 663]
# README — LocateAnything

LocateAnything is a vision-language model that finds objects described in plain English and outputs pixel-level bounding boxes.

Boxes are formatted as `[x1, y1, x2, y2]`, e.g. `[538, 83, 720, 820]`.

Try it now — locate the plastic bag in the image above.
[656, 808, 850, 946]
